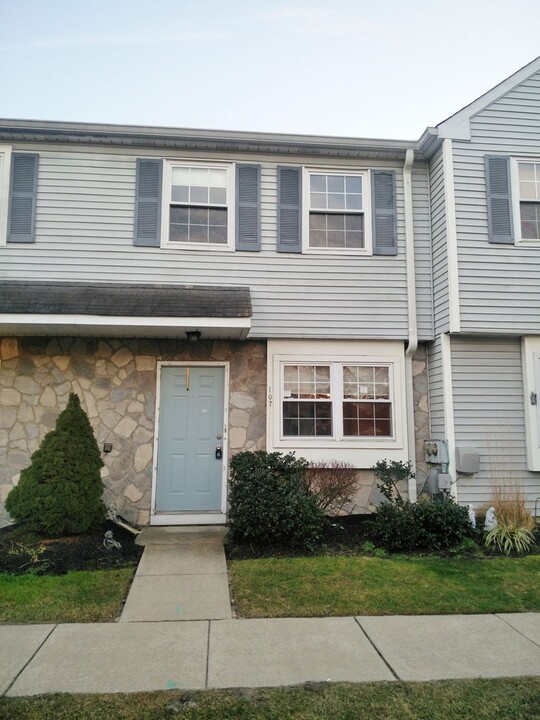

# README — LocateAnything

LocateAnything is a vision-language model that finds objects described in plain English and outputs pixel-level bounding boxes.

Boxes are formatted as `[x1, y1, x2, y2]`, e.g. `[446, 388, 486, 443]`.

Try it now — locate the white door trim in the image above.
[150, 360, 229, 525]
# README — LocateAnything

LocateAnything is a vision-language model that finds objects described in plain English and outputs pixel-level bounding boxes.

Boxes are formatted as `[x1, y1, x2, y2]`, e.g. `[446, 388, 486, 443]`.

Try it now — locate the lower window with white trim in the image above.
[267, 340, 407, 466]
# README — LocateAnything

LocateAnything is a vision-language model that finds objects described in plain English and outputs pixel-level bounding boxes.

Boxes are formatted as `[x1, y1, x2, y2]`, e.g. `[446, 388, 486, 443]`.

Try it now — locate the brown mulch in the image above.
[225, 514, 376, 560]
[0, 520, 143, 576]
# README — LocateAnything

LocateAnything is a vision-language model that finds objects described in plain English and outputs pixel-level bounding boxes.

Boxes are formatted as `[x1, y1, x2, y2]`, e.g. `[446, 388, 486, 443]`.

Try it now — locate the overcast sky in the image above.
[1, 0, 539, 139]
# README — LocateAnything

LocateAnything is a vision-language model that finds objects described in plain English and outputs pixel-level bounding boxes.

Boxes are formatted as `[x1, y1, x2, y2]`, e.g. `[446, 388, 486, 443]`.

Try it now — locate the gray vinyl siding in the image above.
[0, 145, 434, 341]
[451, 336, 539, 512]
[428, 148, 450, 335]
[453, 69, 540, 334]
[427, 335, 445, 439]
[412, 165, 434, 339]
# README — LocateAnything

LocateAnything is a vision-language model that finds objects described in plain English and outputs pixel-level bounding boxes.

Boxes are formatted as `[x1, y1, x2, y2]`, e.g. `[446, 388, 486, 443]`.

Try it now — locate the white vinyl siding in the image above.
[0, 145, 434, 341]
[453, 69, 540, 335]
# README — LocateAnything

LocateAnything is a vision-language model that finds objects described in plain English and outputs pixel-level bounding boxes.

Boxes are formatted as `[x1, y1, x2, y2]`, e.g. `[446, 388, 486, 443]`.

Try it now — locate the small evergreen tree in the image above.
[6, 393, 105, 536]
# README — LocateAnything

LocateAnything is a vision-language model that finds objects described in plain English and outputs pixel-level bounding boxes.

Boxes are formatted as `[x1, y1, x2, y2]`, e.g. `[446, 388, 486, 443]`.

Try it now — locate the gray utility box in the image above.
[438, 473, 452, 491]
[455, 446, 480, 475]
[424, 439, 449, 465]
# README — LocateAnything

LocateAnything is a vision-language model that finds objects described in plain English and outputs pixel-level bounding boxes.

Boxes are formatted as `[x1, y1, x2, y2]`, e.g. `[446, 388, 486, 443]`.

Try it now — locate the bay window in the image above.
[268, 340, 406, 466]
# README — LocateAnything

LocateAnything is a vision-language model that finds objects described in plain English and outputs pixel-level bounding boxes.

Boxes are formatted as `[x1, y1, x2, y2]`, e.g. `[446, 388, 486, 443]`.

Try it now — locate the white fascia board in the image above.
[0, 314, 251, 339]
[437, 56, 540, 141]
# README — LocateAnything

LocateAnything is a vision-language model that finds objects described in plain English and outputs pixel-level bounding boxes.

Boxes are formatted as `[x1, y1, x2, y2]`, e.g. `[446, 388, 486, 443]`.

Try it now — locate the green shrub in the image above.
[372, 459, 415, 507]
[485, 523, 536, 555]
[373, 498, 474, 552]
[5, 393, 105, 536]
[228, 451, 325, 549]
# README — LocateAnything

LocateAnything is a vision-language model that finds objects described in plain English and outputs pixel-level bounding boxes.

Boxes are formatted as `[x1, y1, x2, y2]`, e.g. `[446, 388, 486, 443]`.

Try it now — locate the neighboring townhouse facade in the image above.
[425, 56, 540, 515]
[0, 57, 539, 526]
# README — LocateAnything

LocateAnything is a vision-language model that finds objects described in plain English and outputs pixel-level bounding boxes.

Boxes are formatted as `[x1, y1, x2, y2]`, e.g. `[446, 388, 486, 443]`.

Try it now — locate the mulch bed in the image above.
[225, 514, 376, 560]
[225, 514, 540, 560]
[0, 520, 143, 576]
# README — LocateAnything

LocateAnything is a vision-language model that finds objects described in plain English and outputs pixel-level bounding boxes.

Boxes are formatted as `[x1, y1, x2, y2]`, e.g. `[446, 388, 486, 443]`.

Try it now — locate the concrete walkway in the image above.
[1, 528, 539, 696]
[1, 613, 540, 696]
[120, 526, 232, 622]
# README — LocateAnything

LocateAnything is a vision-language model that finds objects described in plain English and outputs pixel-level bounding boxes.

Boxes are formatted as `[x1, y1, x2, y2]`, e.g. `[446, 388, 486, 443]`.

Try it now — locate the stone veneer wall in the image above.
[0, 337, 266, 527]
[413, 344, 430, 478]
[349, 344, 431, 511]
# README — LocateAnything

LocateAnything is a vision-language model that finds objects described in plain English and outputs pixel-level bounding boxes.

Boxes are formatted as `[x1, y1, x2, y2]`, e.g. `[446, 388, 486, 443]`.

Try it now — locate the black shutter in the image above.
[7, 153, 39, 243]
[236, 164, 261, 251]
[134, 159, 162, 247]
[485, 155, 514, 244]
[277, 166, 302, 253]
[372, 170, 397, 256]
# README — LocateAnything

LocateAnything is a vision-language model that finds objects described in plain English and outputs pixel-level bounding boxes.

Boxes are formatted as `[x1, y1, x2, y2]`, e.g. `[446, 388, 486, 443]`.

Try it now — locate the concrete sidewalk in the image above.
[2, 613, 540, 696]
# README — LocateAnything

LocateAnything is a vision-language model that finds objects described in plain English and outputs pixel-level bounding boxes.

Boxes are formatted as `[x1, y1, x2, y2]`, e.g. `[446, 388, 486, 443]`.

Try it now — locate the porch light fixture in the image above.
[185, 330, 202, 342]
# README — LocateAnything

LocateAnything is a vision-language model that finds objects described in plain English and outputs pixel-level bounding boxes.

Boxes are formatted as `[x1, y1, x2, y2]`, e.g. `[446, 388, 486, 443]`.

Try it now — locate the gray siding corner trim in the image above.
[236, 164, 261, 251]
[134, 158, 162, 247]
[485, 155, 514, 244]
[277, 166, 302, 253]
[7, 152, 39, 243]
[372, 169, 398, 255]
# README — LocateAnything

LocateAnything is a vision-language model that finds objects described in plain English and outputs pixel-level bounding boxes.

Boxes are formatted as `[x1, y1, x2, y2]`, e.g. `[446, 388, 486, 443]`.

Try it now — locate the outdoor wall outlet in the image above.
[103, 443, 112, 453]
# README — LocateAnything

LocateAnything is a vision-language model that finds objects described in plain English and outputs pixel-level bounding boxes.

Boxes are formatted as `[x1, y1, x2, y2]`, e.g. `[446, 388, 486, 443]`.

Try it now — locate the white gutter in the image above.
[403, 148, 418, 501]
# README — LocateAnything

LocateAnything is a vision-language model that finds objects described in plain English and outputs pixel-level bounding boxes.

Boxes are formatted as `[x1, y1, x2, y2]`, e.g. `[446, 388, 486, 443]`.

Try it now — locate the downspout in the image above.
[403, 148, 418, 501]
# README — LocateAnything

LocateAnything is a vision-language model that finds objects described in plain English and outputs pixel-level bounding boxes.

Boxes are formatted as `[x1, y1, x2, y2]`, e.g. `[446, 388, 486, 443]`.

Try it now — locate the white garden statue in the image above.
[484, 507, 497, 531]
[467, 504, 476, 529]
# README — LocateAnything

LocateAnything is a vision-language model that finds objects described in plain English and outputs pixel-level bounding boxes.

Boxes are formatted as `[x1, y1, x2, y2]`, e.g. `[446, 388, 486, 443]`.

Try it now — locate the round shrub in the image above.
[373, 497, 474, 552]
[5, 393, 105, 536]
[228, 450, 325, 549]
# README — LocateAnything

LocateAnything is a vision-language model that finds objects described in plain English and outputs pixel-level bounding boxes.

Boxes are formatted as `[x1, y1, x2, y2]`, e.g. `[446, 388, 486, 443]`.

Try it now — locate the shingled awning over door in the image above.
[0, 281, 252, 339]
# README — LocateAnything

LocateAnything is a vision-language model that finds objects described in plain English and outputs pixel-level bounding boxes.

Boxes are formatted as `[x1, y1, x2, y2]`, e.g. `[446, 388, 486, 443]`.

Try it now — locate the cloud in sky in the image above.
[258, 6, 381, 37]
[0, 29, 227, 52]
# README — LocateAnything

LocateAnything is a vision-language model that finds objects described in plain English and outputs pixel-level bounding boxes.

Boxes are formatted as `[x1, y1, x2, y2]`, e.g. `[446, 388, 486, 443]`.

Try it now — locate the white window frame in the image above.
[522, 336, 540, 471]
[302, 167, 372, 255]
[0, 145, 12, 246]
[510, 157, 540, 246]
[267, 339, 407, 466]
[161, 159, 235, 252]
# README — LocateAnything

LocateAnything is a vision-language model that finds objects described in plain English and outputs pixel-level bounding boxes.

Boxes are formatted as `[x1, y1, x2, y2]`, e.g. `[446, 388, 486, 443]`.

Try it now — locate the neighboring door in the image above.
[535, 353, 540, 445]
[155, 365, 225, 514]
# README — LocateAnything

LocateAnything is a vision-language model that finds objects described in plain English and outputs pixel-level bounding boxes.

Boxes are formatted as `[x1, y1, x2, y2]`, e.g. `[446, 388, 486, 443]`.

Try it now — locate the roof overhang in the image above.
[0, 118, 426, 161]
[0, 282, 252, 340]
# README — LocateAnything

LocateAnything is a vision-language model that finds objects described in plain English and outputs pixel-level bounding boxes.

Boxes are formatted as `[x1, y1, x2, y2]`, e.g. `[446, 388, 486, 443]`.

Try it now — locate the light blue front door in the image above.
[155, 366, 225, 513]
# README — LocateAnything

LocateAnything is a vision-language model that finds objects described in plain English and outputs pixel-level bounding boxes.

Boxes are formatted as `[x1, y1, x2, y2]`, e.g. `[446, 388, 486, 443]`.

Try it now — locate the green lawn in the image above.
[0, 568, 134, 623]
[229, 554, 540, 617]
[1, 679, 539, 720]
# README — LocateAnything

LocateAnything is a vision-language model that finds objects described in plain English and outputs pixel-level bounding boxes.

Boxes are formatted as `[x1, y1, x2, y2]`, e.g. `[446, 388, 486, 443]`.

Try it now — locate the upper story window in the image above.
[162, 161, 234, 250]
[303, 169, 371, 254]
[517, 161, 540, 240]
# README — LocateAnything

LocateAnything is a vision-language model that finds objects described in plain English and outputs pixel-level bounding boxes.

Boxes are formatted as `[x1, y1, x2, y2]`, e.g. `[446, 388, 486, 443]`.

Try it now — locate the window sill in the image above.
[161, 241, 234, 252]
[515, 239, 540, 248]
[301, 247, 372, 256]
